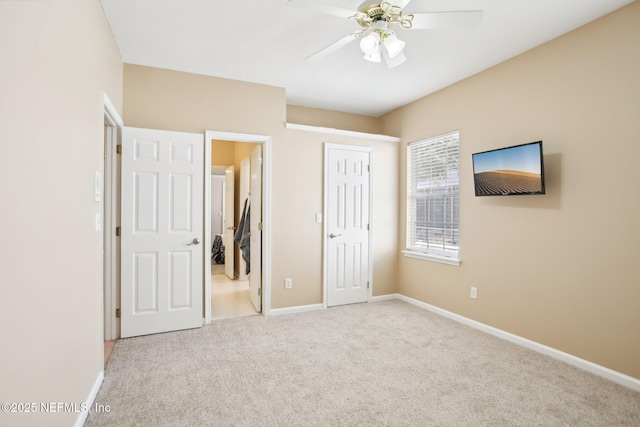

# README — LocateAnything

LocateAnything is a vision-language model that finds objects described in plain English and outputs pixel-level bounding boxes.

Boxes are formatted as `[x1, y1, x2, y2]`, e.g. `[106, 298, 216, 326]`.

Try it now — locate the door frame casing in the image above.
[204, 131, 272, 322]
[103, 93, 123, 341]
[323, 143, 374, 308]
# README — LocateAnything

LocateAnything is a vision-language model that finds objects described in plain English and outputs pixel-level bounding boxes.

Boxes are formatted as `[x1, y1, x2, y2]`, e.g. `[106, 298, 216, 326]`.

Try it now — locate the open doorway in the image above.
[209, 157, 257, 321]
[204, 131, 272, 323]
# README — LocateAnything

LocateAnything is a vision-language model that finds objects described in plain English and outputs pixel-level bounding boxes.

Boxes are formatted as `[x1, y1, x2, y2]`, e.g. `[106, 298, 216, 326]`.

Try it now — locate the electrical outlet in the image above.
[284, 278, 292, 289]
[470, 287, 478, 299]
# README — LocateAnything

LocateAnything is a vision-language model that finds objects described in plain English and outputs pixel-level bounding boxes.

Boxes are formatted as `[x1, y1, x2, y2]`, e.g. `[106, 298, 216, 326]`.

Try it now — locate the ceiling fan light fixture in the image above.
[359, 31, 381, 54]
[382, 48, 406, 68]
[363, 49, 382, 63]
[383, 32, 405, 58]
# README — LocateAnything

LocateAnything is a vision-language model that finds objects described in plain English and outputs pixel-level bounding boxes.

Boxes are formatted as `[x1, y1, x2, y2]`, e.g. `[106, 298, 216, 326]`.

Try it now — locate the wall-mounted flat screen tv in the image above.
[472, 141, 545, 196]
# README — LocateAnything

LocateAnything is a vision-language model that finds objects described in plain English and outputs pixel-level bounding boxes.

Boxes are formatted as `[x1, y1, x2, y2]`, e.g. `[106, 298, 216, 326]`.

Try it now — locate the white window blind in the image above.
[406, 130, 460, 261]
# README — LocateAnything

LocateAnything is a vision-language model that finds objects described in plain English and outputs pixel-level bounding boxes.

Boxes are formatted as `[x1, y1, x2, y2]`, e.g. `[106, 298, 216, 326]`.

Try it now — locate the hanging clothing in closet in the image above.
[234, 198, 251, 274]
[211, 234, 225, 264]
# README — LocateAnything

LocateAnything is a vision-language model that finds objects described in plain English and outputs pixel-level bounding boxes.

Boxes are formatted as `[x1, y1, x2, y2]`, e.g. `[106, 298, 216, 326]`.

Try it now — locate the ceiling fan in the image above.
[288, 0, 483, 67]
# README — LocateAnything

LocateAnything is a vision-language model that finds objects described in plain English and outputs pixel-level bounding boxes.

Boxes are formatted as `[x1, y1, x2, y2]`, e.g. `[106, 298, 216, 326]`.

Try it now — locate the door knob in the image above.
[329, 233, 342, 239]
[188, 238, 200, 245]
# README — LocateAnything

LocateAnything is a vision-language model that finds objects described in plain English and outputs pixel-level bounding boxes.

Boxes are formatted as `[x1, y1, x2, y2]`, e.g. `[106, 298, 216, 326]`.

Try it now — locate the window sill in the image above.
[402, 250, 461, 266]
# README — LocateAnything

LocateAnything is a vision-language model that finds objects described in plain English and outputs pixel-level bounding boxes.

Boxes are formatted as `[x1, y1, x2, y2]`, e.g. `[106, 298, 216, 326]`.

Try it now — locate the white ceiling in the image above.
[101, 0, 633, 117]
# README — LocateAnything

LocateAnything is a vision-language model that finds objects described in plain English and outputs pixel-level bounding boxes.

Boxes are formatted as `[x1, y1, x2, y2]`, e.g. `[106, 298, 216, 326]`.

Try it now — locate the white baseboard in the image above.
[269, 303, 324, 316]
[270, 297, 398, 315]
[370, 294, 401, 302]
[74, 370, 104, 427]
[388, 294, 640, 392]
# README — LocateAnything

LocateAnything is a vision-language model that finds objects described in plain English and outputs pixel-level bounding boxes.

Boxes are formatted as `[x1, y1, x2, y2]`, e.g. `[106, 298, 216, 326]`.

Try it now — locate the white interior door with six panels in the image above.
[326, 144, 371, 307]
[121, 127, 204, 338]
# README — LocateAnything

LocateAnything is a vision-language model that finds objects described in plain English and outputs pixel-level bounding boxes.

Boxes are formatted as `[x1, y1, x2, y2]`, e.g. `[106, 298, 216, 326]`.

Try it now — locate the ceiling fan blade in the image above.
[392, 0, 413, 9]
[288, 0, 359, 19]
[409, 10, 484, 30]
[305, 31, 363, 61]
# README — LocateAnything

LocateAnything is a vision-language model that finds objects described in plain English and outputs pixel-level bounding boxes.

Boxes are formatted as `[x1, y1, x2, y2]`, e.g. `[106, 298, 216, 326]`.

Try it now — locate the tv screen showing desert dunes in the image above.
[473, 143, 544, 196]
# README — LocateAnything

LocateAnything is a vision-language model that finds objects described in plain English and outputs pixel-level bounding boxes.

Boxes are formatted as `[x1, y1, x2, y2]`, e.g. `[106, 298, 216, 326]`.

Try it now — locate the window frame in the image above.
[404, 130, 461, 266]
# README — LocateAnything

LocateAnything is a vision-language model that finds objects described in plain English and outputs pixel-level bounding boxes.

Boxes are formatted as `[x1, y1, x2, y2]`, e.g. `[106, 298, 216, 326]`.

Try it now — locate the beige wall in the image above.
[0, 1, 123, 426]
[124, 64, 287, 136]
[124, 65, 399, 310]
[211, 139, 236, 166]
[382, 2, 640, 379]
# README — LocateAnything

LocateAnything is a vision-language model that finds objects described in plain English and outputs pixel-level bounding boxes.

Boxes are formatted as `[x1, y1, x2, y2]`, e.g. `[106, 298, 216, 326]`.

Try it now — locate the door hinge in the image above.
[367, 224, 370, 231]
[258, 222, 262, 231]
[367, 281, 370, 289]
[116, 144, 122, 155]
[367, 164, 370, 172]
[258, 288, 262, 296]
[115, 308, 121, 318]
[259, 157, 263, 165]
[115, 226, 121, 237]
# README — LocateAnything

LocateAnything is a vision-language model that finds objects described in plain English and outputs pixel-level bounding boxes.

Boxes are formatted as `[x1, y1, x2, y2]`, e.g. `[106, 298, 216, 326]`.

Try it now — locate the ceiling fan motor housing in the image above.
[354, 2, 410, 30]
[357, 0, 384, 10]
[364, 5, 385, 18]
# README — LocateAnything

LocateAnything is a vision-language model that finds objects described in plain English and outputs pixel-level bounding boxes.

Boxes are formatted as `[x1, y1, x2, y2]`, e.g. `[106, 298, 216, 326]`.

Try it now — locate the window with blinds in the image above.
[406, 130, 460, 262]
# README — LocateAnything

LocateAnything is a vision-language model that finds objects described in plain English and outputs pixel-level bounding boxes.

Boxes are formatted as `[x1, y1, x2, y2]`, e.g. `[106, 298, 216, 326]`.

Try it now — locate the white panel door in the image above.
[121, 127, 204, 338]
[249, 145, 262, 312]
[238, 157, 250, 281]
[210, 175, 225, 236]
[326, 146, 371, 307]
[224, 166, 235, 280]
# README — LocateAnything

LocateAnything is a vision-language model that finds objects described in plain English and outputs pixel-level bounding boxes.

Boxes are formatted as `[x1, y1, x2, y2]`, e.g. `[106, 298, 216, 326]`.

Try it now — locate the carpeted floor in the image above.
[86, 300, 640, 426]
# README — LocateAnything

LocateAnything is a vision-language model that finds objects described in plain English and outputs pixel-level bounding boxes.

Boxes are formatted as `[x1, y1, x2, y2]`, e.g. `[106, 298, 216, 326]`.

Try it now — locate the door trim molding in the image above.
[204, 131, 273, 322]
[103, 92, 123, 342]
[323, 143, 374, 308]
